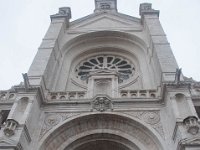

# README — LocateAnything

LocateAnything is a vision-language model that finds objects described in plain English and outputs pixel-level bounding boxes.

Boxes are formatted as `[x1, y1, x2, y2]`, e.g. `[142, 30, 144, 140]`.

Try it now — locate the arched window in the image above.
[75, 55, 135, 83]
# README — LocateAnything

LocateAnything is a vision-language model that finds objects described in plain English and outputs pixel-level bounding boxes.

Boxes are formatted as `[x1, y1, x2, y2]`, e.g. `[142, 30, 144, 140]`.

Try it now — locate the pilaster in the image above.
[140, 3, 178, 82]
[28, 7, 71, 88]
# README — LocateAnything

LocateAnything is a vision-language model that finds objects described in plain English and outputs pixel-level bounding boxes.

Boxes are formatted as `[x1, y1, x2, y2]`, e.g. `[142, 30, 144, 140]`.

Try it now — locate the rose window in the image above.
[75, 55, 135, 83]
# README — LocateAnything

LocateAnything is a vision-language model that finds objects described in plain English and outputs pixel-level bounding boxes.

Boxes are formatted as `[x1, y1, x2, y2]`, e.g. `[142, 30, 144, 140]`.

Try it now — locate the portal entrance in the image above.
[39, 113, 165, 150]
[73, 140, 130, 150]
[64, 133, 137, 150]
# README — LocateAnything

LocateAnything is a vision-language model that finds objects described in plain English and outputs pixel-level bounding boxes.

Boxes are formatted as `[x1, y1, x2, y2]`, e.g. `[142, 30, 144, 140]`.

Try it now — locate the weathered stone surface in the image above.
[0, 1, 200, 150]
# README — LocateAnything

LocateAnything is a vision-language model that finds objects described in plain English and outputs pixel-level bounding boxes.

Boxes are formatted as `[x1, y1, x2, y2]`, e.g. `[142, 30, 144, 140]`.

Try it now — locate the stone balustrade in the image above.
[46, 91, 87, 101]
[46, 89, 159, 101]
[119, 90, 158, 99]
[0, 91, 16, 101]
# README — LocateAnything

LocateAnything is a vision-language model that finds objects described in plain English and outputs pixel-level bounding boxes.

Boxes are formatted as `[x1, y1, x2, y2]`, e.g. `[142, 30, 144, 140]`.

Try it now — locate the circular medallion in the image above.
[45, 114, 62, 127]
[142, 112, 160, 125]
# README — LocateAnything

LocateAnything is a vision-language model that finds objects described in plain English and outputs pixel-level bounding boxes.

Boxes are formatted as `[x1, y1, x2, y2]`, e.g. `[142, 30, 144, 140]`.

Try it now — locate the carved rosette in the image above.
[183, 116, 199, 135]
[39, 113, 80, 139]
[92, 96, 112, 112]
[142, 112, 160, 125]
[44, 114, 62, 127]
[125, 111, 164, 138]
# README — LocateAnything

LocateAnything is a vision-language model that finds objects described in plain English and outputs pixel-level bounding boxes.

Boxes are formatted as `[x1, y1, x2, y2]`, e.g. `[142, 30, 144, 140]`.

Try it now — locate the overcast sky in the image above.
[0, 0, 199, 90]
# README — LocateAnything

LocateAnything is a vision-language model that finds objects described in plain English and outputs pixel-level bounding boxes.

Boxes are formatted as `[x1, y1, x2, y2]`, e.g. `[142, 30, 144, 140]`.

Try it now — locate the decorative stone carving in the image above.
[75, 55, 135, 84]
[0, 91, 16, 102]
[142, 111, 160, 125]
[50, 7, 71, 21]
[3, 119, 18, 137]
[91, 95, 113, 112]
[139, 3, 159, 19]
[175, 68, 182, 84]
[46, 91, 87, 101]
[39, 113, 80, 139]
[94, 0, 117, 13]
[0, 93, 7, 100]
[178, 137, 200, 150]
[44, 114, 159, 150]
[183, 116, 199, 135]
[22, 73, 31, 91]
[44, 114, 62, 127]
[125, 111, 164, 138]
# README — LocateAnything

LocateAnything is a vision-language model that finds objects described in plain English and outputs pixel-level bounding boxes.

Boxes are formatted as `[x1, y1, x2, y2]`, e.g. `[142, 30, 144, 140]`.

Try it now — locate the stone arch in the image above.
[61, 31, 148, 54]
[39, 112, 167, 150]
[69, 47, 141, 90]
[53, 31, 157, 91]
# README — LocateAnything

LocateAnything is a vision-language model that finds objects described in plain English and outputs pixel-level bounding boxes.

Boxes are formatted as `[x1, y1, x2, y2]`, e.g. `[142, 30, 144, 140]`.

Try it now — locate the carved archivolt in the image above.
[41, 114, 161, 150]
[39, 111, 164, 141]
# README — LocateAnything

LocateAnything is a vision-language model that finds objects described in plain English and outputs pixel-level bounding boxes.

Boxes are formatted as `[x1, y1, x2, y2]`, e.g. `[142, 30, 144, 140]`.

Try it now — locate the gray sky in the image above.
[0, 0, 199, 90]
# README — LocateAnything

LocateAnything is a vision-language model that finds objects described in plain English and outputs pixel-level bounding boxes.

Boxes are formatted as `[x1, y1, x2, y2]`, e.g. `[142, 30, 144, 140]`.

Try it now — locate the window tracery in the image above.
[75, 55, 135, 83]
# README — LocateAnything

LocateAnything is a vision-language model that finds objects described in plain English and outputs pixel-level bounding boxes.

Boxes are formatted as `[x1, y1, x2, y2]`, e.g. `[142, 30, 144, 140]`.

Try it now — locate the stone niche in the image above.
[87, 70, 118, 98]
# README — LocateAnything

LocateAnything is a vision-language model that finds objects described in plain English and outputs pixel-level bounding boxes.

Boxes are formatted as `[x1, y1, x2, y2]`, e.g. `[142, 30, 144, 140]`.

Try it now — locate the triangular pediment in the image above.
[69, 13, 142, 31]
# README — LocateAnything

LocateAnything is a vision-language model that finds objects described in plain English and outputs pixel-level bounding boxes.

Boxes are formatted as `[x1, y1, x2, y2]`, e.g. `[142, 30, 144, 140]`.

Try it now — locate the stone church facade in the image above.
[0, 0, 200, 149]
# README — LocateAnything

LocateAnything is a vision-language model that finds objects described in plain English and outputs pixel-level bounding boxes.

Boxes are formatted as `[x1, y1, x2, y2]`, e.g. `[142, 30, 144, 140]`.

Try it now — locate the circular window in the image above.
[75, 55, 135, 83]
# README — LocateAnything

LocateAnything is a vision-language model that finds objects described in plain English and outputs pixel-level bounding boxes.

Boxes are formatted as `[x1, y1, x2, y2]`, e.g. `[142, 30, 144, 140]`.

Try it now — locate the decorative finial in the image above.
[51, 7, 71, 21]
[175, 68, 182, 84]
[94, 0, 117, 13]
[139, 3, 159, 18]
[22, 73, 31, 91]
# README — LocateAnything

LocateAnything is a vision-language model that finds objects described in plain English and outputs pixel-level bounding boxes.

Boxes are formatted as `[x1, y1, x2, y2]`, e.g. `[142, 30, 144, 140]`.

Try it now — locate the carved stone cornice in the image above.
[178, 137, 200, 150]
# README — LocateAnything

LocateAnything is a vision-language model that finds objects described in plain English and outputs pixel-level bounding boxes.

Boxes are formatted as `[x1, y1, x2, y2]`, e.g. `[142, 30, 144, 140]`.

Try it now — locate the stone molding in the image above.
[41, 113, 161, 150]
[178, 137, 200, 150]
[39, 111, 164, 147]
